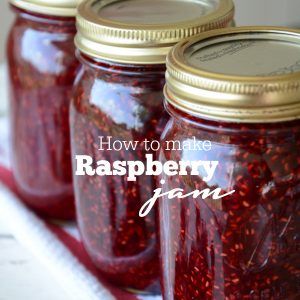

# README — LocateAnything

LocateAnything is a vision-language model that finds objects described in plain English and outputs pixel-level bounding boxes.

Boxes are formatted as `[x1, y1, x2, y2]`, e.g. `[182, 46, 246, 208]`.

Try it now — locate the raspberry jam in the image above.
[72, 0, 234, 293]
[71, 55, 167, 293]
[160, 108, 300, 299]
[7, 3, 79, 219]
[160, 28, 300, 299]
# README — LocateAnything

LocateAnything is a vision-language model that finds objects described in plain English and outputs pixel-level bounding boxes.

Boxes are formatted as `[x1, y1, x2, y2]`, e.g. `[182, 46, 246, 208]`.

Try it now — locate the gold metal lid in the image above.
[165, 27, 300, 123]
[10, 0, 81, 17]
[75, 0, 235, 64]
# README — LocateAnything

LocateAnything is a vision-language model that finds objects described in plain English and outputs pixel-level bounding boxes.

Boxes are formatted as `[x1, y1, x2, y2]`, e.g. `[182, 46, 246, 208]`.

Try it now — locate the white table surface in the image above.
[0, 220, 72, 300]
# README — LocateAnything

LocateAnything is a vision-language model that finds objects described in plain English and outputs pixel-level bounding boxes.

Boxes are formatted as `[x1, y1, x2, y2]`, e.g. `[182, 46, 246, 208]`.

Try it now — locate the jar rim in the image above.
[9, 0, 81, 17]
[75, 0, 234, 64]
[76, 50, 166, 75]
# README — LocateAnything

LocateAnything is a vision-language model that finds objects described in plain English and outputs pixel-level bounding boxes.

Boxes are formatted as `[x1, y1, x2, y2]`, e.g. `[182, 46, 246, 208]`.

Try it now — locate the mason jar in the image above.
[160, 27, 300, 299]
[7, 0, 81, 219]
[71, 0, 234, 294]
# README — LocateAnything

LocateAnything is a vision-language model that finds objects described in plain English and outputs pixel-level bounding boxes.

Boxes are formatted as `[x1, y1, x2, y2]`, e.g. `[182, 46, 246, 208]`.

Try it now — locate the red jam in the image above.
[7, 7, 78, 219]
[72, 0, 234, 292]
[70, 53, 168, 293]
[159, 104, 300, 299]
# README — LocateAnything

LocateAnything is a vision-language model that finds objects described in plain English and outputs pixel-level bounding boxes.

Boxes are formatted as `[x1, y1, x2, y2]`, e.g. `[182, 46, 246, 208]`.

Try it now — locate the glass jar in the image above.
[7, 0, 80, 219]
[160, 27, 300, 299]
[71, 0, 234, 294]
[72, 55, 167, 294]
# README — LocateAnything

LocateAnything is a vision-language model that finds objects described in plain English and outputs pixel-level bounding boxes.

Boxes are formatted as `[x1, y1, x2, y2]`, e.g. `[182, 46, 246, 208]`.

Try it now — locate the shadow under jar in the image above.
[160, 27, 300, 299]
[7, 0, 80, 219]
[71, 0, 234, 294]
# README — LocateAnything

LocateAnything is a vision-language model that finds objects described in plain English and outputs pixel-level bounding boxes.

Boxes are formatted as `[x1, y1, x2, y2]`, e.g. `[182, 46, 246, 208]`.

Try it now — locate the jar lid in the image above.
[165, 27, 300, 123]
[10, 0, 81, 17]
[75, 0, 234, 64]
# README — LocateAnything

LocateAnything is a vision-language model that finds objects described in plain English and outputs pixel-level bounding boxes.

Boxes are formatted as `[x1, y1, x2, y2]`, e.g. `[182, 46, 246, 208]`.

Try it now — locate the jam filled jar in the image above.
[71, 0, 234, 294]
[160, 27, 300, 299]
[7, 0, 80, 219]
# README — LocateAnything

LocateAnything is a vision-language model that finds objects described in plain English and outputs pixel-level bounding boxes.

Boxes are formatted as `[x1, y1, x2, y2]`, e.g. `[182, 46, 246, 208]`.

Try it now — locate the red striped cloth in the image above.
[0, 165, 139, 300]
